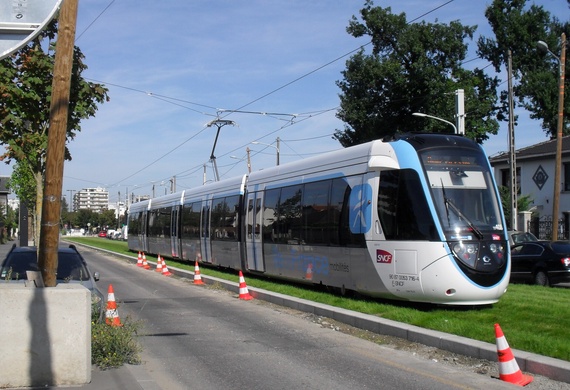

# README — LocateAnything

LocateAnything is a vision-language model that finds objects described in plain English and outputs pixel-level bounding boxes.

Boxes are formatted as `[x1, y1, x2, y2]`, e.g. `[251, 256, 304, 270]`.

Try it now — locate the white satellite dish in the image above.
[0, 0, 63, 61]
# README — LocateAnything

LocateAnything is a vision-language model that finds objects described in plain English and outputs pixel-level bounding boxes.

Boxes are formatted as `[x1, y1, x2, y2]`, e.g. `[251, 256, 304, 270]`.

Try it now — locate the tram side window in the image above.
[266, 185, 303, 244]
[181, 202, 201, 239]
[263, 189, 280, 242]
[225, 196, 239, 240]
[149, 207, 171, 238]
[211, 196, 239, 241]
[279, 185, 303, 244]
[332, 177, 366, 247]
[303, 181, 331, 245]
[128, 211, 141, 236]
[378, 169, 437, 241]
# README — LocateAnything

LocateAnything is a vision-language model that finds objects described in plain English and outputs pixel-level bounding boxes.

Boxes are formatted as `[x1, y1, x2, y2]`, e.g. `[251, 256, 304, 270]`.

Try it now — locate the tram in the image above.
[128, 133, 509, 305]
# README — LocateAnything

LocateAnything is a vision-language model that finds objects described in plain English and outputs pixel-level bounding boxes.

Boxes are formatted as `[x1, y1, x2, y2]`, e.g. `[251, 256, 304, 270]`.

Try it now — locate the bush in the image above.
[91, 316, 143, 369]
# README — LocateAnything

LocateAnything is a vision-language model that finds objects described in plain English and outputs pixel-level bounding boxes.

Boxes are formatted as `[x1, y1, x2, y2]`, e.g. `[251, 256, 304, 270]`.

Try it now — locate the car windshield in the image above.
[1, 251, 90, 282]
[511, 232, 538, 244]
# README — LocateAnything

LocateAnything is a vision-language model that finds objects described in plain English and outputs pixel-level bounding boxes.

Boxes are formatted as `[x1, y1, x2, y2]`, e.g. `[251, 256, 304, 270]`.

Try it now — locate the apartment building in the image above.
[74, 187, 109, 213]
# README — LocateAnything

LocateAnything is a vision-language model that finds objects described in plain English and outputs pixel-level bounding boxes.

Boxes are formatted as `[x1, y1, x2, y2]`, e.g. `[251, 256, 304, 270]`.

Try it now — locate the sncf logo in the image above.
[376, 250, 393, 264]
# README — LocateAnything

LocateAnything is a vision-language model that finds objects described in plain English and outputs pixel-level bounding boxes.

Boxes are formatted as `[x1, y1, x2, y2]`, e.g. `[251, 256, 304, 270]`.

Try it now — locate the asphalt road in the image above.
[79, 245, 524, 390]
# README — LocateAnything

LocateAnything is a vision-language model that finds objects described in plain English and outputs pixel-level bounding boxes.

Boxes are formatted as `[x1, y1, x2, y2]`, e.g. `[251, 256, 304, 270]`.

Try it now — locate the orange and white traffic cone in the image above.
[495, 323, 533, 386]
[155, 255, 163, 273]
[142, 253, 150, 270]
[193, 261, 205, 285]
[136, 252, 143, 267]
[105, 284, 122, 327]
[238, 271, 253, 300]
[305, 263, 313, 281]
[161, 258, 172, 276]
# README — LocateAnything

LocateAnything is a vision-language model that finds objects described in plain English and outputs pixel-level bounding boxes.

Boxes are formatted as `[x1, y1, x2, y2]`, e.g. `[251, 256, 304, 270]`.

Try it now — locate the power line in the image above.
[78, 1, 461, 190]
[75, 0, 116, 42]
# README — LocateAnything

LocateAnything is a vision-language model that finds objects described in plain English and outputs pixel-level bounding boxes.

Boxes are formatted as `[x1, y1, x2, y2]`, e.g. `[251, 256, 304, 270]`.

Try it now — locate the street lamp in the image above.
[412, 112, 458, 134]
[252, 137, 280, 166]
[230, 147, 252, 173]
[537, 33, 566, 240]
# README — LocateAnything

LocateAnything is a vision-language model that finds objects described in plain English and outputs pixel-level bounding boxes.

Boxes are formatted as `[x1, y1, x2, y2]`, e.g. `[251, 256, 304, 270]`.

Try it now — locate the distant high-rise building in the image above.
[74, 187, 109, 213]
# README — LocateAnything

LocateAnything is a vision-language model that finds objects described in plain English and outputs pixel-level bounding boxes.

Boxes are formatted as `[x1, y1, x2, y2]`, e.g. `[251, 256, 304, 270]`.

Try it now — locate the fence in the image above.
[528, 214, 570, 240]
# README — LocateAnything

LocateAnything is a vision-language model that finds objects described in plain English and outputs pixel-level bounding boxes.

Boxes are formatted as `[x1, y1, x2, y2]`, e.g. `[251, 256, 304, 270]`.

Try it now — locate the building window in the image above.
[564, 162, 570, 191]
[500, 167, 521, 194]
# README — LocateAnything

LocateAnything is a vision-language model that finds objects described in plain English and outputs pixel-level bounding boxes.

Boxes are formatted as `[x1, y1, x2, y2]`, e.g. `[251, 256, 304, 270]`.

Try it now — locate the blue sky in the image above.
[15, 0, 565, 205]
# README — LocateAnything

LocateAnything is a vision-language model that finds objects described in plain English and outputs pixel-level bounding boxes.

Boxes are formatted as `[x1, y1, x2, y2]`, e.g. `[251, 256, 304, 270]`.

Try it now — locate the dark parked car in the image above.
[0, 245, 104, 320]
[510, 241, 570, 286]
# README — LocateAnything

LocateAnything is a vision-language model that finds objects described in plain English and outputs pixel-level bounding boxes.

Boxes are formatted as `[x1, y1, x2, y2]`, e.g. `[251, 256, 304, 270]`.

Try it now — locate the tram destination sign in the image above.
[0, 0, 62, 61]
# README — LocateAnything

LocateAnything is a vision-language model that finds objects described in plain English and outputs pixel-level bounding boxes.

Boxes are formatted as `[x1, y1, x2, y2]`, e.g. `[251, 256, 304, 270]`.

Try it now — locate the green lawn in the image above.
[66, 236, 570, 362]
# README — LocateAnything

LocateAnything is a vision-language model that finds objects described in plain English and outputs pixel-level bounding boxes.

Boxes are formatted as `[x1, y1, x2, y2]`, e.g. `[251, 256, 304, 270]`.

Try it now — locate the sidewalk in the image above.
[64, 363, 161, 390]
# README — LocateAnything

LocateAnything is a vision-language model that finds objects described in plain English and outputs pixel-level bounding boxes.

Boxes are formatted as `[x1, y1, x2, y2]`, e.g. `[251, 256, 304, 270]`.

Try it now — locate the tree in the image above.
[0, 20, 109, 244]
[498, 186, 535, 230]
[477, 0, 569, 138]
[335, 1, 501, 146]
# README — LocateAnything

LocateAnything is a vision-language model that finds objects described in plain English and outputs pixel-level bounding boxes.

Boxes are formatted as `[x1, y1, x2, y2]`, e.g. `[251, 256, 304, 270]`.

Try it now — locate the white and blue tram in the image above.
[128, 133, 510, 305]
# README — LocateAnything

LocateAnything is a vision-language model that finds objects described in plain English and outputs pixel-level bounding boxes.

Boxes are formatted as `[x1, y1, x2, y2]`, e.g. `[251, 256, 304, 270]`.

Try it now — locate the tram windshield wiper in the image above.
[444, 196, 484, 240]
[440, 179, 483, 240]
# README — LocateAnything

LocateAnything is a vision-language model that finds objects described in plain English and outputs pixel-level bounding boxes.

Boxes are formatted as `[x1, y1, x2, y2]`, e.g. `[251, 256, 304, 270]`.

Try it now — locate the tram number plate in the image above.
[388, 274, 420, 286]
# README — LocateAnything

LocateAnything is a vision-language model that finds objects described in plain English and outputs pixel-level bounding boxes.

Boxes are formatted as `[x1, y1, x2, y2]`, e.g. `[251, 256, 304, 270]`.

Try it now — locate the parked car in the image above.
[98, 230, 107, 238]
[0, 245, 105, 320]
[510, 241, 570, 286]
[508, 230, 538, 246]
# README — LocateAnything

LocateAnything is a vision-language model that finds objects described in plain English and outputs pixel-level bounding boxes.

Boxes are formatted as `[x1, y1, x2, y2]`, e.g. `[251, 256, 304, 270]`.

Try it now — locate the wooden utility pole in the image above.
[38, 0, 78, 287]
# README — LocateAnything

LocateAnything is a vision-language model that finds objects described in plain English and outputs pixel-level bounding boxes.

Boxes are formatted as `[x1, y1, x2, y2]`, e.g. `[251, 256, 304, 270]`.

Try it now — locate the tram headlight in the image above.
[453, 243, 463, 253]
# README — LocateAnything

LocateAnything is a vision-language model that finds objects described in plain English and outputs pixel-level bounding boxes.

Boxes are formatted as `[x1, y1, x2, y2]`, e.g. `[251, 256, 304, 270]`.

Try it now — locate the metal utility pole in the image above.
[67, 189, 75, 212]
[276, 137, 281, 166]
[38, 0, 78, 287]
[508, 50, 517, 231]
[455, 89, 465, 135]
[206, 119, 236, 181]
[251, 138, 280, 165]
[246, 147, 252, 173]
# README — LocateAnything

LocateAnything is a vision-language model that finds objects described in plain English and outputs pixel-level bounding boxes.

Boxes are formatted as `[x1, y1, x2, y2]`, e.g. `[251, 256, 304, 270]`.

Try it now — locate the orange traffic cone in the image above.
[155, 255, 163, 272]
[142, 253, 150, 269]
[136, 252, 143, 267]
[238, 271, 253, 300]
[105, 284, 122, 327]
[193, 261, 205, 285]
[495, 323, 533, 386]
[161, 258, 172, 276]
[305, 263, 313, 281]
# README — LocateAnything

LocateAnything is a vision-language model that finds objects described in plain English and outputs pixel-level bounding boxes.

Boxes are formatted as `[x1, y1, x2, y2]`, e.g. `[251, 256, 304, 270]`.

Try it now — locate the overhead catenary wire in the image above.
[72, 0, 479, 196]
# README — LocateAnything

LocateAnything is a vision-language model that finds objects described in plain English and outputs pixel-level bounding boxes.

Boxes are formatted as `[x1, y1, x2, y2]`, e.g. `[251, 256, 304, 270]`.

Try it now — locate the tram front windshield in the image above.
[419, 147, 503, 240]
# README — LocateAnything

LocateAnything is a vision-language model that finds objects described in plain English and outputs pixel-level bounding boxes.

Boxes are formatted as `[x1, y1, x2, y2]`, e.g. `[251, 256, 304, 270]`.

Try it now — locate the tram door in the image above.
[170, 207, 180, 258]
[200, 201, 212, 263]
[245, 192, 265, 272]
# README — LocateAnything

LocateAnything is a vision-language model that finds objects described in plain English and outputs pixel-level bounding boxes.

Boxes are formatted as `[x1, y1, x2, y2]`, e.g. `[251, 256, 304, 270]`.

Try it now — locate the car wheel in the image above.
[534, 270, 549, 287]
